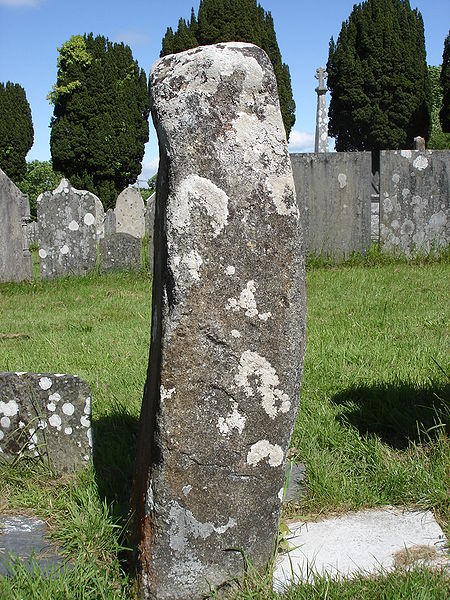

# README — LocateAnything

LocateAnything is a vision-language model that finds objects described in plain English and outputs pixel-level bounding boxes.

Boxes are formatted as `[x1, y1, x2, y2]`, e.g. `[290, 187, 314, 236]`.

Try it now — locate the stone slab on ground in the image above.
[283, 463, 306, 503]
[0, 516, 67, 576]
[273, 507, 448, 590]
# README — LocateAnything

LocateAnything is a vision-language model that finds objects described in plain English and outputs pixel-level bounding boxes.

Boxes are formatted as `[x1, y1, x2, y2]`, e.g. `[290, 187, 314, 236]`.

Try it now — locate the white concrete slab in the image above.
[273, 507, 448, 591]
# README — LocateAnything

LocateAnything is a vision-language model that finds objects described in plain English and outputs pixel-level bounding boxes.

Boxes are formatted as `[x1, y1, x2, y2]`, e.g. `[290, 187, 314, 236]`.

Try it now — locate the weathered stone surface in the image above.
[115, 188, 145, 238]
[99, 232, 142, 273]
[0, 372, 92, 473]
[37, 179, 104, 279]
[380, 150, 449, 255]
[145, 193, 156, 275]
[132, 43, 306, 599]
[0, 168, 33, 282]
[314, 67, 329, 153]
[290, 152, 371, 258]
[104, 208, 116, 236]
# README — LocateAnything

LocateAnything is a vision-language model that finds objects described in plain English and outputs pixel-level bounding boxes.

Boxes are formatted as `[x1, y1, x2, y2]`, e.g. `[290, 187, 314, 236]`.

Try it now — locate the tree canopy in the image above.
[0, 82, 34, 183]
[49, 34, 150, 209]
[327, 0, 431, 151]
[440, 31, 450, 132]
[160, 0, 295, 139]
[427, 65, 450, 149]
[17, 160, 61, 218]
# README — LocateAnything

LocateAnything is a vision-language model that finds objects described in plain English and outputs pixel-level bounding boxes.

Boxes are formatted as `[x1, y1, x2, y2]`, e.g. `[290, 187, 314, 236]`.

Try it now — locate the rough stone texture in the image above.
[0, 516, 67, 576]
[131, 43, 306, 600]
[25, 220, 38, 248]
[314, 67, 328, 153]
[0, 168, 33, 282]
[145, 192, 156, 275]
[99, 232, 142, 273]
[0, 372, 93, 473]
[115, 187, 146, 238]
[380, 150, 449, 255]
[290, 152, 371, 258]
[104, 208, 116, 236]
[37, 179, 104, 279]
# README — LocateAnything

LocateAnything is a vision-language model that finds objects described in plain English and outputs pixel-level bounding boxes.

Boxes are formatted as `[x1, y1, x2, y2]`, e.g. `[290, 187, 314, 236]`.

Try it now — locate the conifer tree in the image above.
[160, 0, 295, 138]
[0, 82, 34, 182]
[49, 34, 150, 209]
[440, 32, 450, 132]
[327, 0, 431, 151]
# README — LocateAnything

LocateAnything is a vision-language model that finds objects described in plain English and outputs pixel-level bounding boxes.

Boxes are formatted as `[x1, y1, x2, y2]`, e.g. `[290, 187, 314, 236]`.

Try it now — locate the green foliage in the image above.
[427, 65, 450, 149]
[160, 0, 295, 138]
[0, 82, 34, 182]
[17, 160, 61, 218]
[440, 31, 450, 132]
[327, 0, 431, 151]
[49, 34, 150, 210]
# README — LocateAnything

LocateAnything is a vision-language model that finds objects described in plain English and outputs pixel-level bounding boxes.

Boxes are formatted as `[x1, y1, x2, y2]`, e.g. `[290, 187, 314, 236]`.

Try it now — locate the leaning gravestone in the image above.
[0, 168, 33, 282]
[37, 179, 104, 279]
[131, 43, 306, 599]
[99, 232, 142, 273]
[114, 188, 145, 238]
[0, 372, 92, 473]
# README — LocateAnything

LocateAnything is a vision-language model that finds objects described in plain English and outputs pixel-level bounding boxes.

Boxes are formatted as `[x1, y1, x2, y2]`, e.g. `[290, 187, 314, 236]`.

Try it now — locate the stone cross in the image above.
[315, 67, 329, 153]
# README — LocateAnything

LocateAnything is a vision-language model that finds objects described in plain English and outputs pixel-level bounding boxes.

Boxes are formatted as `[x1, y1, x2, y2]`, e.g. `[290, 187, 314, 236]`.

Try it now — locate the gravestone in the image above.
[145, 192, 156, 274]
[37, 179, 104, 279]
[99, 232, 142, 273]
[104, 208, 116, 236]
[0, 168, 33, 282]
[131, 42, 306, 599]
[0, 372, 92, 473]
[114, 188, 145, 238]
[314, 67, 329, 153]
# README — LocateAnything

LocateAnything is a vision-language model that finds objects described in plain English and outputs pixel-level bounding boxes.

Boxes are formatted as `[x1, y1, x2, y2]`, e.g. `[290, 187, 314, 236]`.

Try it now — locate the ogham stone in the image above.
[131, 43, 306, 599]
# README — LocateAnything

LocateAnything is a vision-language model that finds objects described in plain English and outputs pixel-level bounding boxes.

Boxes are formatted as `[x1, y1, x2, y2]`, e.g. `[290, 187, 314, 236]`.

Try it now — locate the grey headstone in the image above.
[0, 372, 93, 473]
[115, 188, 145, 238]
[0, 168, 33, 282]
[37, 179, 103, 279]
[25, 220, 38, 248]
[104, 208, 116, 236]
[380, 150, 449, 255]
[131, 42, 306, 599]
[99, 232, 142, 273]
[145, 192, 156, 275]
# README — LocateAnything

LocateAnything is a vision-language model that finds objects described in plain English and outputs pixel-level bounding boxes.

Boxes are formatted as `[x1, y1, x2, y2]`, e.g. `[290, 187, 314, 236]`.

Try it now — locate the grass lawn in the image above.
[0, 256, 448, 598]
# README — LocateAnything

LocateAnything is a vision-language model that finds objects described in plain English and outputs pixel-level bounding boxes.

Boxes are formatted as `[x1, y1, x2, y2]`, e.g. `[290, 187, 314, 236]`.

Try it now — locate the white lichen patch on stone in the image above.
[47, 402, 56, 412]
[413, 155, 428, 171]
[168, 501, 237, 552]
[161, 386, 176, 401]
[39, 377, 52, 390]
[68, 220, 79, 231]
[38, 248, 48, 259]
[87, 428, 93, 448]
[64, 426, 73, 435]
[247, 440, 284, 467]
[84, 212, 95, 226]
[62, 402, 75, 416]
[226, 280, 272, 321]
[338, 173, 347, 189]
[392, 173, 400, 184]
[217, 402, 246, 436]
[49, 414, 62, 429]
[225, 265, 236, 276]
[60, 244, 69, 255]
[231, 329, 241, 338]
[278, 487, 284, 502]
[0, 431, 4, 440]
[171, 175, 229, 237]
[84, 397, 91, 415]
[266, 176, 299, 218]
[182, 250, 203, 281]
[80, 415, 90, 428]
[1, 416, 11, 428]
[182, 484, 192, 496]
[235, 350, 291, 418]
[0, 399, 19, 417]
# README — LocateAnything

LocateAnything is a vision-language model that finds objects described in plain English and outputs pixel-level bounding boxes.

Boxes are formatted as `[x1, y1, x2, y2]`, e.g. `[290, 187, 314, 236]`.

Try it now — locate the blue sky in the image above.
[0, 0, 448, 182]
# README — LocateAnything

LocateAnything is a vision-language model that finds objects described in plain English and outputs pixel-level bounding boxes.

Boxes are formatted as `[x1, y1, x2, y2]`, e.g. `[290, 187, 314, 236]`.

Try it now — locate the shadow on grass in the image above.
[92, 405, 139, 521]
[331, 381, 449, 449]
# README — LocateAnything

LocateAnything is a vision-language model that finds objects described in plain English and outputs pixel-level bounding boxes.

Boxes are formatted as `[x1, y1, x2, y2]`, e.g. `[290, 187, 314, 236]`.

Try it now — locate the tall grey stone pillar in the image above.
[131, 43, 306, 599]
[314, 67, 329, 153]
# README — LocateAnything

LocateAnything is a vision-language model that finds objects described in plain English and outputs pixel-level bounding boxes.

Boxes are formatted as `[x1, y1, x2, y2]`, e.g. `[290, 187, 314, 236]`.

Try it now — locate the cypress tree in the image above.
[440, 32, 450, 132]
[49, 34, 150, 209]
[0, 82, 34, 183]
[327, 0, 431, 151]
[160, 0, 295, 138]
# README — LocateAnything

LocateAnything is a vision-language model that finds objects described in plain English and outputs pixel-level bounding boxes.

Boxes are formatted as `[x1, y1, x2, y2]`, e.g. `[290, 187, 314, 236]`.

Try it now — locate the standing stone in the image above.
[131, 43, 306, 599]
[37, 179, 103, 279]
[104, 208, 117, 236]
[0, 168, 33, 282]
[145, 192, 156, 274]
[99, 232, 142, 273]
[115, 188, 145, 238]
[314, 67, 329, 153]
[0, 372, 93, 473]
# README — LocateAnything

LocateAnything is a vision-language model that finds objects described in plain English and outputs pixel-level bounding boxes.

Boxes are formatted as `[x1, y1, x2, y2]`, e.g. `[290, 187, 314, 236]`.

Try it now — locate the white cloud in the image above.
[138, 156, 159, 184]
[288, 130, 315, 153]
[114, 30, 149, 47]
[0, 0, 40, 6]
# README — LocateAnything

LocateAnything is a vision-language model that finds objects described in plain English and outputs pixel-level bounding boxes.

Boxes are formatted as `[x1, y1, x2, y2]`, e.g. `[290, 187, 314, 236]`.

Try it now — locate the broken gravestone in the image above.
[99, 232, 142, 273]
[131, 43, 306, 599]
[37, 179, 104, 279]
[0, 168, 33, 283]
[0, 372, 92, 473]
[114, 187, 145, 239]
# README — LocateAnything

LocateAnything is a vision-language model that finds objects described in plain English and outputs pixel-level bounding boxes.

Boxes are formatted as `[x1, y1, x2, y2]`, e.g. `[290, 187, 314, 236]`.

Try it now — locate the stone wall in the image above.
[290, 152, 372, 258]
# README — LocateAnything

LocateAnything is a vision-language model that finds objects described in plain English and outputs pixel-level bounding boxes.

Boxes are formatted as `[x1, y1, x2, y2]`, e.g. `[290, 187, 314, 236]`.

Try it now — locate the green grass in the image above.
[0, 258, 448, 598]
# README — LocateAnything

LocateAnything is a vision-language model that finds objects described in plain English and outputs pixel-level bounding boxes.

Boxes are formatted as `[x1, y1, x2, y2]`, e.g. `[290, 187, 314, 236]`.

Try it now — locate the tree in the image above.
[327, 0, 431, 151]
[0, 82, 34, 182]
[17, 160, 61, 218]
[427, 65, 450, 148]
[440, 32, 450, 132]
[49, 34, 150, 209]
[160, 0, 295, 138]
